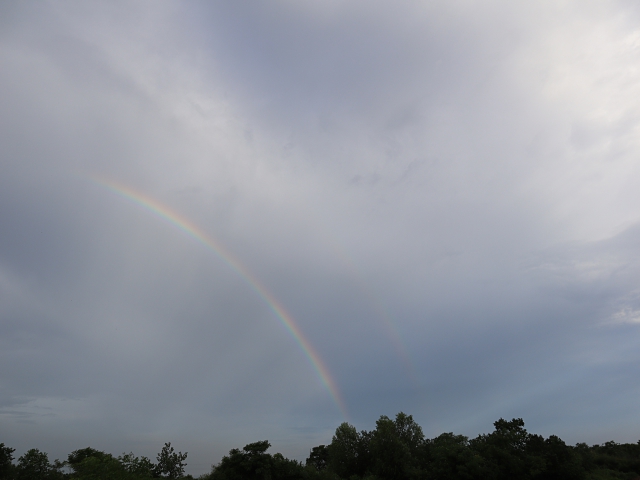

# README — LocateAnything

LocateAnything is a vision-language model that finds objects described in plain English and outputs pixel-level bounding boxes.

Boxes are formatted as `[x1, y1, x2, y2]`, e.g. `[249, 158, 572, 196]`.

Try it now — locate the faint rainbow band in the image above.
[93, 176, 348, 419]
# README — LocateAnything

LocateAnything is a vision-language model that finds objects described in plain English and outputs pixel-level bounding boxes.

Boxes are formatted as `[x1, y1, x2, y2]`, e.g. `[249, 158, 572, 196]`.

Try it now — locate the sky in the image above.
[2, 0, 640, 475]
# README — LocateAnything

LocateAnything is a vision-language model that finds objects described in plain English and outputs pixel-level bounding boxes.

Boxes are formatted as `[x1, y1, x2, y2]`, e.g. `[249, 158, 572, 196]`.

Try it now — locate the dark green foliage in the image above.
[469, 418, 588, 480]
[17, 449, 49, 480]
[470, 418, 536, 480]
[68, 448, 129, 480]
[207, 440, 308, 480]
[422, 432, 489, 480]
[369, 413, 424, 480]
[70, 455, 127, 480]
[586, 441, 640, 480]
[306, 446, 329, 471]
[0, 443, 15, 480]
[119, 452, 155, 478]
[313, 415, 620, 480]
[5, 415, 640, 480]
[67, 447, 157, 480]
[535, 435, 585, 480]
[327, 423, 369, 478]
[16, 449, 64, 480]
[155, 443, 187, 479]
[67, 448, 106, 467]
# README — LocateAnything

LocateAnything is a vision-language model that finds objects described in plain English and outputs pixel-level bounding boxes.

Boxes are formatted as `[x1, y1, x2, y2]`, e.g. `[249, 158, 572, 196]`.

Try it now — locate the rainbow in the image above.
[309, 222, 419, 386]
[93, 176, 348, 418]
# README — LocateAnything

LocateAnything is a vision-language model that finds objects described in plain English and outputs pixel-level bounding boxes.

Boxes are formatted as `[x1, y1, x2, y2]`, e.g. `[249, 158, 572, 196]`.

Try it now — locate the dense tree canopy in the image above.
[207, 440, 306, 480]
[3, 415, 640, 480]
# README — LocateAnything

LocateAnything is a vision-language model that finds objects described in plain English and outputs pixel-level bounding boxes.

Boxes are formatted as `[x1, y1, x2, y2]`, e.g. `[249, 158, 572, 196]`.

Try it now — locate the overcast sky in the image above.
[2, 0, 640, 475]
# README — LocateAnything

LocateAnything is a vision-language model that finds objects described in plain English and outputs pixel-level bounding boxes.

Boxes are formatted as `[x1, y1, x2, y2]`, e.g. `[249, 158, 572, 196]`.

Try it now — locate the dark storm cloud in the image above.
[2, 0, 640, 475]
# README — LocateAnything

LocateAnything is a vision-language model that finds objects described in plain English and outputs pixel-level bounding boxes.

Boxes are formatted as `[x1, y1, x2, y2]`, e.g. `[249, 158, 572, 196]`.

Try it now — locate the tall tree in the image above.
[369, 413, 424, 480]
[306, 445, 329, 472]
[209, 440, 305, 480]
[68, 448, 106, 465]
[0, 444, 15, 480]
[536, 435, 585, 480]
[16, 449, 63, 480]
[68, 448, 131, 480]
[155, 443, 187, 479]
[423, 432, 489, 480]
[470, 418, 538, 480]
[119, 452, 155, 478]
[327, 423, 368, 478]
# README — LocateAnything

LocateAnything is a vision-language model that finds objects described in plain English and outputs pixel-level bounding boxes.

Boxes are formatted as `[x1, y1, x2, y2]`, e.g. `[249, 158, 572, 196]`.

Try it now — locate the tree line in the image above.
[0, 442, 187, 480]
[3, 413, 640, 479]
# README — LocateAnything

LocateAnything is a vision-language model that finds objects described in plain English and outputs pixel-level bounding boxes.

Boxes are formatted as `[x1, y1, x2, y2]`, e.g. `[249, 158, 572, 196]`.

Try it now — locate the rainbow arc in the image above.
[94, 176, 348, 419]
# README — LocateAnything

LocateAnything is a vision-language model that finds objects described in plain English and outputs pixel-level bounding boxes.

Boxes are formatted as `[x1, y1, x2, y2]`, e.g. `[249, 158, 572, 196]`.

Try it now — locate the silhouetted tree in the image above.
[589, 440, 640, 478]
[68, 448, 107, 467]
[9, 413, 640, 480]
[0, 444, 15, 480]
[155, 443, 187, 480]
[306, 445, 329, 471]
[119, 452, 155, 479]
[536, 435, 585, 480]
[327, 423, 369, 478]
[423, 432, 489, 480]
[470, 418, 536, 480]
[369, 413, 424, 479]
[68, 447, 130, 480]
[16, 449, 63, 480]
[209, 441, 306, 480]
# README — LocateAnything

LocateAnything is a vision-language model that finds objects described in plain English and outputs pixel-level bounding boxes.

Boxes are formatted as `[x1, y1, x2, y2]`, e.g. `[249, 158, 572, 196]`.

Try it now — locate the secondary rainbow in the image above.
[310, 222, 420, 386]
[94, 176, 348, 418]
